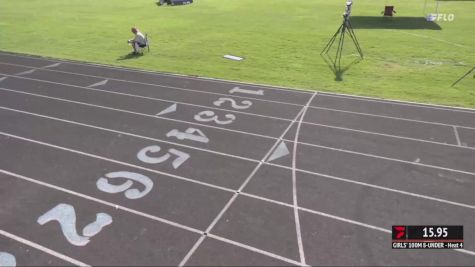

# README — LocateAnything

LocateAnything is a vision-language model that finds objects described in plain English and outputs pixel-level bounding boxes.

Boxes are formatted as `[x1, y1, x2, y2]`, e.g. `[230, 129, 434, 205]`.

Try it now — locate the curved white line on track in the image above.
[291, 92, 318, 265]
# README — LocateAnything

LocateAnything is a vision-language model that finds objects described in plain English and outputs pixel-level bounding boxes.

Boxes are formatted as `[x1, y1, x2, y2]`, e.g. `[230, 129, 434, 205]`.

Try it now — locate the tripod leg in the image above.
[321, 24, 343, 55]
[451, 67, 475, 87]
[335, 25, 346, 73]
[347, 21, 364, 58]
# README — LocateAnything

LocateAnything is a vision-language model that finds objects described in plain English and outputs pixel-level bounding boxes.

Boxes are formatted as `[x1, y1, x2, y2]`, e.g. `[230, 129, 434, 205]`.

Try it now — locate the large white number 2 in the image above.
[0, 252, 16, 267]
[37, 203, 112, 246]
[194, 111, 235, 125]
[97, 171, 153, 199]
[213, 97, 252, 110]
[137, 145, 190, 169]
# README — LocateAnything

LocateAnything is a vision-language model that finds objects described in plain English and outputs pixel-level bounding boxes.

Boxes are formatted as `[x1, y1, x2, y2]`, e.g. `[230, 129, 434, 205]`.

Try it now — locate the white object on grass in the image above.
[224, 55, 244, 61]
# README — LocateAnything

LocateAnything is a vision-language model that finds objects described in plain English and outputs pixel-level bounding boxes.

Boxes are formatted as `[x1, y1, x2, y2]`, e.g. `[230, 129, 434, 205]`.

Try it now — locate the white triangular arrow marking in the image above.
[15, 69, 36, 76]
[156, 103, 177, 116]
[43, 63, 61, 68]
[88, 79, 108, 87]
[267, 141, 290, 162]
[0, 77, 7, 82]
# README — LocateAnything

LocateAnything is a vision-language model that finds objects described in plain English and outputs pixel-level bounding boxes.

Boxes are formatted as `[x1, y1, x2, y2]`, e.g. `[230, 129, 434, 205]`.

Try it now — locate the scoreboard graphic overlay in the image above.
[392, 226, 464, 249]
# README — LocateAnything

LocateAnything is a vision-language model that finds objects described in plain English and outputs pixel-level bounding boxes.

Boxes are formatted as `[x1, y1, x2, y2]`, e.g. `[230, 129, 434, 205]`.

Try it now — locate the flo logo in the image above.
[426, 13, 455, 22]
[392, 226, 407, 240]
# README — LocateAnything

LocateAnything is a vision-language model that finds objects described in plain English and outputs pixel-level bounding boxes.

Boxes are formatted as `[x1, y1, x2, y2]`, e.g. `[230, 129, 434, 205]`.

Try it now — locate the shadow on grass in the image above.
[321, 53, 362, 82]
[117, 52, 144, 61]
[350, 16, 442, 30]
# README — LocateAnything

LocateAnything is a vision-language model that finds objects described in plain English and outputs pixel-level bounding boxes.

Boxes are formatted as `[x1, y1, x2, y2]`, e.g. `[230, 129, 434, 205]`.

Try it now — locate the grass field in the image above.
[0, 0, 474, 107]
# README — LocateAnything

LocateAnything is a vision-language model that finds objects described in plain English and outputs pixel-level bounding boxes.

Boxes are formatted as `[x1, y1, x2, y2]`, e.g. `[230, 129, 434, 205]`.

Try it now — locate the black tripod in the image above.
[321, 14, 363, 73]
[451, 66, 475, 87]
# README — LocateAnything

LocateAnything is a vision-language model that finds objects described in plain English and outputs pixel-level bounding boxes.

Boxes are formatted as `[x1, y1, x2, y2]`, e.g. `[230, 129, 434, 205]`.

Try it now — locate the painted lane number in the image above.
[213, 97, 252, 110]
[194, 110, 235, 125]
[137, 145, 190, 169]
[97, 171, 153, 199]
[37, 203, 112, 246]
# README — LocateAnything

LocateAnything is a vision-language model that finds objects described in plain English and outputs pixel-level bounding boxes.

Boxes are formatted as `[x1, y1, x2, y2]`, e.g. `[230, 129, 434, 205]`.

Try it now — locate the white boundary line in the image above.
[291, 92, 317, 265]
[309, 105, 475, 130]
[317, 91, 475, 113]
[2, 106, 475, 210]
[1, 89, 475, 175]
[0, 229, 90, 266]
[178, 97, 313, 267]
[2, 51, 475, 112]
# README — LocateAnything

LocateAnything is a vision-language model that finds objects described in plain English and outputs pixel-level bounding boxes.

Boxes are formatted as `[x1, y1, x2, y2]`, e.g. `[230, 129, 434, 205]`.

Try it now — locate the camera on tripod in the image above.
[343, 1, 354, 19]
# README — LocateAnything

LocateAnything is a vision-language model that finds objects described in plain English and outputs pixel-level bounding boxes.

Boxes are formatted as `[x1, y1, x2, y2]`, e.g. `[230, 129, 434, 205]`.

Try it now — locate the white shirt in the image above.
[134, 32, 146, 44]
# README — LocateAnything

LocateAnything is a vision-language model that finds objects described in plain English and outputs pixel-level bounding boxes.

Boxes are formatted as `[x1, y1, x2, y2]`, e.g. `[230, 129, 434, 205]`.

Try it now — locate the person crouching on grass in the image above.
[127, 27, 146, 54]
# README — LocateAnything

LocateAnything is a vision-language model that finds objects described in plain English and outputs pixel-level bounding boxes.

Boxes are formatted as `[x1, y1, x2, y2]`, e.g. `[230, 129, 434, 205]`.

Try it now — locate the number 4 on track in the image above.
[166, 128, 209, 143]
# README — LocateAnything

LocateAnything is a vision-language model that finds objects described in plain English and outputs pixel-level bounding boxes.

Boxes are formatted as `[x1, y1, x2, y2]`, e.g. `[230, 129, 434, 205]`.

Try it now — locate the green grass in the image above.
[1, 0, 474, 107]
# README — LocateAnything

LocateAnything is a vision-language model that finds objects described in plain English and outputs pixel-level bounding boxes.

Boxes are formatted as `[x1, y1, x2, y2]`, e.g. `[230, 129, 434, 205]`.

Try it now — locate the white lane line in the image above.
[309, 105, 475, 130]
[240, 193, 475, 258]
[0, 71, 296, 122]
[318, 92, 475, 113]
[266, 162, 475, 210]
[0, 62, 304, 108]
[0, 105, 258, 163]
[3, 95, 475, 180]
[281, 137, 475, 176]
[2, 88, 474, 176]
[302, 121, 475, 151]
[4, 52, 475, 114]
[14, 69, 36, 76]
[0, 131, 237, 194]
[2, 70, 475, 149]
[208, 234, 306, 266]
[178, 96, 312, 267]
[454, 126, 462, 146]
[0, 169, 307, 266]
[2, 107, 475, 211]
[178, 235, 206, 267]
[0, 87, 279, 141]
[291, 92, 317, 265]
[0, 77, 7, 82]
[5, 73, 475, 157]
[0, 229, 90, 266]
[2, 140, 475, 260]
[0, 169, 203, 235]
[4, 63, 475, 129]
[3, 67, 475, 147]
[4, 84, 475, 174]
